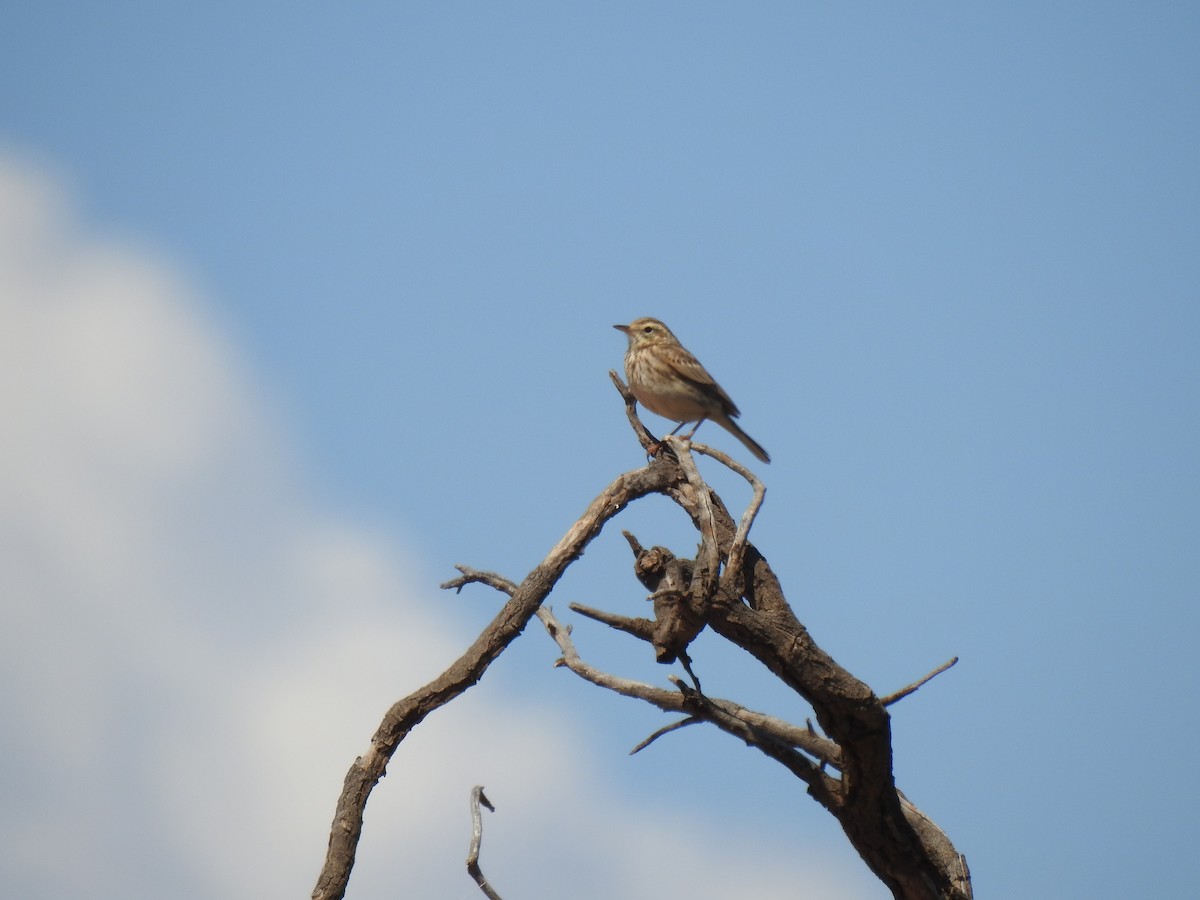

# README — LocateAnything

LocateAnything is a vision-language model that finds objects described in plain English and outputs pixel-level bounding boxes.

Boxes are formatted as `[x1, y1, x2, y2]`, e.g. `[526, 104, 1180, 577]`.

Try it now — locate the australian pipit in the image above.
[614, 317, 770, 464]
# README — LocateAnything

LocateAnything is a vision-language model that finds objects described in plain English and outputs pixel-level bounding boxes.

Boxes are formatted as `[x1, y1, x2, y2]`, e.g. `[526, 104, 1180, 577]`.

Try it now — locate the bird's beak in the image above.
[613, 324, 629, 333]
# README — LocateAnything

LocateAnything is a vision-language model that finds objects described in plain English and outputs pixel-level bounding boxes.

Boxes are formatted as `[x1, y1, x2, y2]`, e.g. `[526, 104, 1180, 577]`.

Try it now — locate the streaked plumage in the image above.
[613, 317, 770, 464]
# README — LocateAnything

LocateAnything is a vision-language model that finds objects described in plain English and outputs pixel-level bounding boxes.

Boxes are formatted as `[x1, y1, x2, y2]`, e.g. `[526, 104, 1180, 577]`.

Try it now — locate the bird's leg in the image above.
[652, 420, 705, 458]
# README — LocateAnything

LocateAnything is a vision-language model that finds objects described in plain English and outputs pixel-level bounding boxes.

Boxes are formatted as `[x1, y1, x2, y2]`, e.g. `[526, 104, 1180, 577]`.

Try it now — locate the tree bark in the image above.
[312, 376, 971, 900]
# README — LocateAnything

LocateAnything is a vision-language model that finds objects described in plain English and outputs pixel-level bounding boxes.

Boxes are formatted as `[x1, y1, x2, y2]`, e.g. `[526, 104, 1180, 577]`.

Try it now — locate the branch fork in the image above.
[312, 374, 970, 900]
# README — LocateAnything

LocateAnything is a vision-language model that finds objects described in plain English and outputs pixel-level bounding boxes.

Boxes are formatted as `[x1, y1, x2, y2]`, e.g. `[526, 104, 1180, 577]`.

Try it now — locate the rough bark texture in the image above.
[312, 376, 971, 900]
[311, 465, 679, 900]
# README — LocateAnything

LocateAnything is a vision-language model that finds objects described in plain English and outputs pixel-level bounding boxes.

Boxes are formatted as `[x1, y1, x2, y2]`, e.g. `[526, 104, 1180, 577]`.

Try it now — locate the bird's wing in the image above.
[668, 347, 741, 418]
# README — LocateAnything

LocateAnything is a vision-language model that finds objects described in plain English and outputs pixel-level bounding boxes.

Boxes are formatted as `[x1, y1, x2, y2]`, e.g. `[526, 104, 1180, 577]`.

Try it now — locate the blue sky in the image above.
[2, 4, 1198, 898]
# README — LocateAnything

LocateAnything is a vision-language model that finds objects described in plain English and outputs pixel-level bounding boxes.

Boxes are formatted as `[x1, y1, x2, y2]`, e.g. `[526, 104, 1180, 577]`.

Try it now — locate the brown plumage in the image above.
[613, 317, 770, 464]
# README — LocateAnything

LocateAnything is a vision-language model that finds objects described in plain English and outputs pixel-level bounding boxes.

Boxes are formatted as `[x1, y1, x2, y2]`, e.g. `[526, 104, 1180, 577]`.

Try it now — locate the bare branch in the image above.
[688, 441, 766, 586]
[316, 382, 972, 900]
[442, 566, 517, 597]
[880, 657, 959, 707]
[629, 717, 701, 755]
[467, 786, 503, 900]
[661, 513, 970, 897]
[312, 464, 685, 900]
[611, 429, 971, 898]
[568, 602, 657, 645]
[664, 436, 720, 603]
[537, 606, 843, 781]
[609, 369, 660, 456]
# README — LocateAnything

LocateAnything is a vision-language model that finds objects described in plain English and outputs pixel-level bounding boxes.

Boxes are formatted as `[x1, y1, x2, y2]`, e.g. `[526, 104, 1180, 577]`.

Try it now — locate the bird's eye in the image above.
[642, 326, 654, 334]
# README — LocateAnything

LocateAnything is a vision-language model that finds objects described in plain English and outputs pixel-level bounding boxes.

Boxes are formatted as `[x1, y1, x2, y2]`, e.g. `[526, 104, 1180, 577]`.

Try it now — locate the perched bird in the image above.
[614, 317, 770, 464]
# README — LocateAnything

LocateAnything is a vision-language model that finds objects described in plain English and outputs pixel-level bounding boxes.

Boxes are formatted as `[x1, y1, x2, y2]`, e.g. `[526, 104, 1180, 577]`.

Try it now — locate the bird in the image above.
[613, 317, 770, 464]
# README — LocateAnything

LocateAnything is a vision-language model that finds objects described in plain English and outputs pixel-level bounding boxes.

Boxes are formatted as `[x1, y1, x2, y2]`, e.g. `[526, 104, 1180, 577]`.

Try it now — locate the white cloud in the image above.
[0, 154, 873, 900]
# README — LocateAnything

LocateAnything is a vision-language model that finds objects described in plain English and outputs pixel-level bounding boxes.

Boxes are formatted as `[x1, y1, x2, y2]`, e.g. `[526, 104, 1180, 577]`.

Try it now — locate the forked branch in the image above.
[313, 377, 970, 900]
[312, 464, 687, 900]
[536, 606, 843, 773]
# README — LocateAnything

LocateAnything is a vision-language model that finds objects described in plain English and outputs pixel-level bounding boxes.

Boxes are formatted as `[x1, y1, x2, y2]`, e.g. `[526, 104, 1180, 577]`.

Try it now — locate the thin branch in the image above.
[664, 436, 720, 603]
[564, 600, 702, 696]
[689, 441, 766, 586]
[568, 602, 656, 645]
[443, 566, 518, 597]
[880, 657, 959, 707]
[629, 717, 701, 755]
[536, 606, 843, 779]
[467, 786, 502, 900]
[609, 370, 660, 456]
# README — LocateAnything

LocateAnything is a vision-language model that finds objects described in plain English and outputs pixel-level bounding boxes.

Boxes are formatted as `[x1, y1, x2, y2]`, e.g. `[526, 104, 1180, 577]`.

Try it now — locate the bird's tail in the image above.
[716, 413, 771, 464]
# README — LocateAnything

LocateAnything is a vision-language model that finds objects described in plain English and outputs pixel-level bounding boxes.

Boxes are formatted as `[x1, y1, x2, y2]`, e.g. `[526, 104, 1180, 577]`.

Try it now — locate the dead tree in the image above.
[312, 373, 972, 900]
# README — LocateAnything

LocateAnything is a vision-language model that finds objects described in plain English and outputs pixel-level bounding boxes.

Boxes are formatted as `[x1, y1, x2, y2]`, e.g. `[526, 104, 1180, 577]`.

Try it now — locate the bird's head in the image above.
[613, 317, 676, 347]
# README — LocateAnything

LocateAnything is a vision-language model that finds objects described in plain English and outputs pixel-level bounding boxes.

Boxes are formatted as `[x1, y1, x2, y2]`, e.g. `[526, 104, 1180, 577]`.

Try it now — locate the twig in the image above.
[689, 442, 766, 585]
[609, 370, 660, 456]
[467, 786, 503, 900]
[568, 602, 657, 644]
[572, 601, 701, 691]
[536, 606, 843, 773]
[443, 567, 518, 597]
[676, 440, 766, 594]
[663, 436, 720, 603]
[629, 717, 701, 754]
[880, 657, 959, 707]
